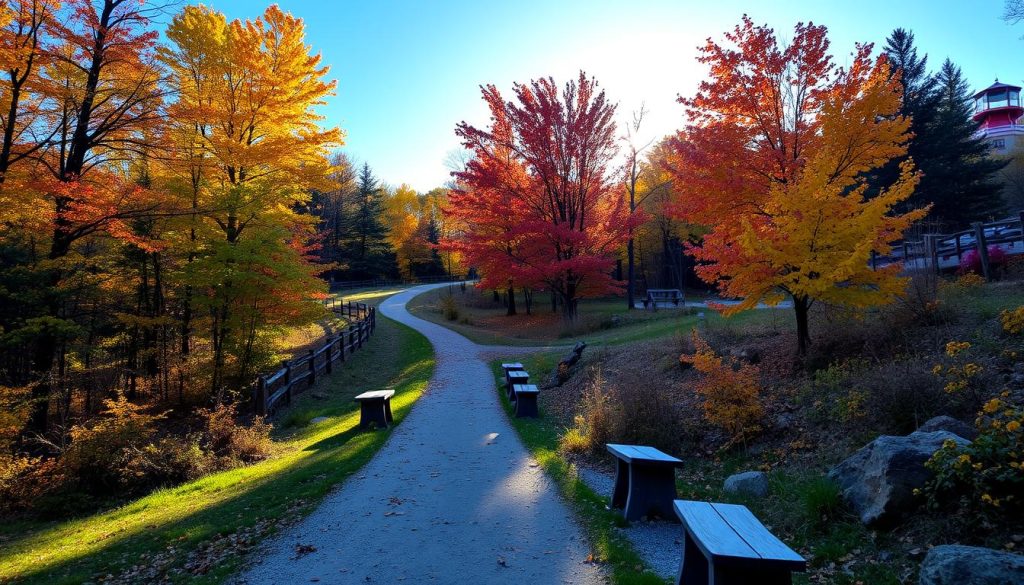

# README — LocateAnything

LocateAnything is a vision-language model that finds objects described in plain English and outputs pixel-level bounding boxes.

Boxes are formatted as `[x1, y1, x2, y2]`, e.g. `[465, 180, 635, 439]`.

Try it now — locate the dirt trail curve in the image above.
[237, 284, 604, 585]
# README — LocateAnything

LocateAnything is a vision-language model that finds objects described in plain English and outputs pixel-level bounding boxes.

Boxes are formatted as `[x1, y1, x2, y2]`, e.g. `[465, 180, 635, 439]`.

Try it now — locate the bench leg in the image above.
[359, 399, 389, 430]
[676, 532, 709, 585]
[624, 463, 678, 522]
[611, 459, 630, 510]
[384, 398, 394, 424]
[710, 565, 793, 585]
[514, 394, 538, 418]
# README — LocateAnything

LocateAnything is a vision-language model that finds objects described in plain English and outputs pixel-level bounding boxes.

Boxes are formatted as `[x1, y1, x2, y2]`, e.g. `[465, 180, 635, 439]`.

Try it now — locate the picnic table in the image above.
[606, 443, 683, 521]
[643, 289, 684, 309]
[354, 389, 395, 430]
[512, 384, 539, 418]
[673, 500, 806, 585]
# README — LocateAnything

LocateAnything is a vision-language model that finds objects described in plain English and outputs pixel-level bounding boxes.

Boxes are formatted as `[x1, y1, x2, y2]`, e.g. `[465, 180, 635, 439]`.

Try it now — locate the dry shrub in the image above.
[612, 372, 685, 451]
[61, 393, 165, 492]
[124, 435, 209, 484]
[202, 403, 273, 463]
[0, 455, 63, 513]
[440, 294, 459, 321]
[559, 368, 686, 456]
[561, 368, 615, 455]
[681, 331, 764, 447]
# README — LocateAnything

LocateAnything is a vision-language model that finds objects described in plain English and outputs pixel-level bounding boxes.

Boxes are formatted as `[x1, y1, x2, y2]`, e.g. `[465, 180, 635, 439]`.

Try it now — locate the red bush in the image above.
[959, 246, 1009, 275]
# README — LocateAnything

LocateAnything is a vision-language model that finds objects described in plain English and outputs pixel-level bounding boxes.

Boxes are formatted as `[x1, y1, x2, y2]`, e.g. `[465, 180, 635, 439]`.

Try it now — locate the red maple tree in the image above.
[447, 72, 638, 320]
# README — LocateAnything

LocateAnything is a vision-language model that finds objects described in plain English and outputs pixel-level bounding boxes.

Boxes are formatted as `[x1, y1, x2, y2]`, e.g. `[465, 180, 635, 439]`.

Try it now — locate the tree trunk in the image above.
[524, 288, 533, 315]
[506, 284, 517, 316]
[793, 295, 811, 356]
[627, 236, 635, 310]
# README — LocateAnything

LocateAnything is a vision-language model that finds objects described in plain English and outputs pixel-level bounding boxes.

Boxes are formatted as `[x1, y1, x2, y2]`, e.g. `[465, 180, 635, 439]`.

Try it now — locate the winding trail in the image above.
[238, 284, 603, 584]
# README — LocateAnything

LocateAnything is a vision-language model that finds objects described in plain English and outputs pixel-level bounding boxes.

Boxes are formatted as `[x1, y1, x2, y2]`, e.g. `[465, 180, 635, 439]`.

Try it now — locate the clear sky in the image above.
[199, 0, 1020, 192]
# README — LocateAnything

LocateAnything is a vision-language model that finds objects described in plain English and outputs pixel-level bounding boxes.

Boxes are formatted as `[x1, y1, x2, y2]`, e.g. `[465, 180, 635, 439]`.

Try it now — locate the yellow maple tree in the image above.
[669, 18, 927, 354]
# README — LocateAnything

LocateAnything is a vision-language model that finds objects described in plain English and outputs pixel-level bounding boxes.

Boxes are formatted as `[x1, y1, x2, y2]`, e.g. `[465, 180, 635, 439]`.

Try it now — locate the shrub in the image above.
[681, 331, 763, 447]
[61, 393, 165, 492]
[960, 246, 1008, 276]
[1001, 306, 1024, 335]
[0, 455, 63, 514]
[611, 372, 685, 452]
[440, 294, 459, 321]
[202, 403, 273, 463]
[124, 435, 209, 485]
[560, 369, 616, 456]
[923, 397, 1024, 515]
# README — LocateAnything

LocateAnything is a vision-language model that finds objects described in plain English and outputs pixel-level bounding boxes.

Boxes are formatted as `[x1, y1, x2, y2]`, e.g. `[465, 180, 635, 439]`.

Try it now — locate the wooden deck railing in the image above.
[253, 299, 377, 416]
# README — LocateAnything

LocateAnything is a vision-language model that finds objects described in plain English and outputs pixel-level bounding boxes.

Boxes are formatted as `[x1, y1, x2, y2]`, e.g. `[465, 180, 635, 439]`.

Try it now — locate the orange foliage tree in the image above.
[681, 331, 763, 446]
[448, 72, 639, 321]
[667, 17, 927, 354]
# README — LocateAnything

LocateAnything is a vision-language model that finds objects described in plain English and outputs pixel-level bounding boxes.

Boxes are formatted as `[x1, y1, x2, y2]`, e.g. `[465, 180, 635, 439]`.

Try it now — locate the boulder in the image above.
[917, 416, 977, 440]
[919, 545, 1024, 585]
[723, 471, 769, 498]
[828, 430, 970, 526]
[309, 416, 330, 425]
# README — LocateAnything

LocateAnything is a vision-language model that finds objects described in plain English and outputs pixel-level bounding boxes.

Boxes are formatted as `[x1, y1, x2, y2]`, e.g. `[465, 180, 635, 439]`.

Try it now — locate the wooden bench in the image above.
[643, 288, 683, 309]
[354, 389, 395, 429]
[606, 443, 683, 521]
[506, 370, 529, 402]
[512, 384, 539, 418]
[673, 500, 806, 585]
[501, 362, 525, 396]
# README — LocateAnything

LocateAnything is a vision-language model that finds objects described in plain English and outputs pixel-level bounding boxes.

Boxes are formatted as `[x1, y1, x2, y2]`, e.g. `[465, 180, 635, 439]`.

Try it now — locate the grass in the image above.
[0, 305, 434, 585]
[409, 286, 788, 348]
[488, 353, 665, 585]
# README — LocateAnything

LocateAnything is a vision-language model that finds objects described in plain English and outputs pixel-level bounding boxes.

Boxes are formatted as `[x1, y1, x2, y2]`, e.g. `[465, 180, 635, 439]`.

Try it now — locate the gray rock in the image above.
[919, 545, 1024, 585]
[309, 416, 330, 425]
[723, 471, 769, 498]
[917, 416, 978, 440]
[828, 430, 970, 526]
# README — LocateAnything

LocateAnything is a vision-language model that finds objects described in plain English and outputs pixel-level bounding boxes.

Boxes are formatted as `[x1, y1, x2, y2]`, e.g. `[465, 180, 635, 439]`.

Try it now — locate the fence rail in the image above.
[875, 211, 1024, 279]
[253, 298, 377, 416]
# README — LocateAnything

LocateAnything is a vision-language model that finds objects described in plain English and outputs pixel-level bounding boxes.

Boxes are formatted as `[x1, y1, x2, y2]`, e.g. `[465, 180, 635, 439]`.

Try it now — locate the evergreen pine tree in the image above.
[929, 60, 1006, 225]
[876, 29, 1006, 228]
[346, 163, 397, 279]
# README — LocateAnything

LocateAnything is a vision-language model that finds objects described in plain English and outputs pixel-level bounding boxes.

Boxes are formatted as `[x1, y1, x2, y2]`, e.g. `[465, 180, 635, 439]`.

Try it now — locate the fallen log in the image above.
[547, 341, 587, 387]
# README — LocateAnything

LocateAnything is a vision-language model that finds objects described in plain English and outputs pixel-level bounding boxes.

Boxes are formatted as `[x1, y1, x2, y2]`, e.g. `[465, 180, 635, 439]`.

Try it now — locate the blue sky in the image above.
[200, 0, 1020, 192]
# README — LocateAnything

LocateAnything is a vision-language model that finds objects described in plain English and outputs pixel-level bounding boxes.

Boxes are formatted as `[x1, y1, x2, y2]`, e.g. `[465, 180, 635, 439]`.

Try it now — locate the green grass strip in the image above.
[0, 317, 434, 585]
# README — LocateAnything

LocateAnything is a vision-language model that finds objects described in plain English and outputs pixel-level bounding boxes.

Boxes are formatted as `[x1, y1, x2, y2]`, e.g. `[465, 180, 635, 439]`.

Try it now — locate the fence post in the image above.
[973, 222, 991, 281]
[255, 376, 268, 416]
[307, 349, 316, 386]
[955, 233, 963, 265]
[357, 323, 364, 349]
[925, 234, 940, 274]
[338, 331, 346, 362]
[325, 337, 333, 374]
[347, 301, 353, 318]
[371, 307, 376, 332]
[282, 360, 291, 387]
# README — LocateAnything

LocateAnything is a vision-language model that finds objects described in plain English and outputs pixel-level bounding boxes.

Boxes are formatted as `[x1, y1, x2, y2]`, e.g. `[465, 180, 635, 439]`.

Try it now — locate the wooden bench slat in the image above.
[355, 389, 395, 401]
[675, 500, 759, 561]
[713, 503, 806, 566]
[501, 362, 524, 370]
[512, 384, 539, 393]
[633, 445, 683, 464]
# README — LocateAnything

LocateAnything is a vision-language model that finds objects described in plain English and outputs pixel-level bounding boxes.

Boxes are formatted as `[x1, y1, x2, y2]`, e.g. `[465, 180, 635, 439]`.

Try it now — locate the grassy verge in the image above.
[0, 311, 434, 585]
[409, 285, 786, 348]
[487, 354, 665, 585]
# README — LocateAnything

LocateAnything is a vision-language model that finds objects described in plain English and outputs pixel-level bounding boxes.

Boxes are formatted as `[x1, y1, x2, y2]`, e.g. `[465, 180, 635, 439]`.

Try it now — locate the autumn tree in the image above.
[162, 4, 342, 395]
[668, 17, 926, 355]
[450, 72, 637, 321]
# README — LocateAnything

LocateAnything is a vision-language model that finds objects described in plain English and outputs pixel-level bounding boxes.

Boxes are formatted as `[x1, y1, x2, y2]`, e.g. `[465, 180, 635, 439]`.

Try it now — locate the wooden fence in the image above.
[253, 298, 377, 416]
[874, 211, 1024, 279]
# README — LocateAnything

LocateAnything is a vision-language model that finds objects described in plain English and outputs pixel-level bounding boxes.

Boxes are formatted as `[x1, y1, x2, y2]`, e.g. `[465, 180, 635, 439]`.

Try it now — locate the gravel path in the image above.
[237, 284, 604, 585]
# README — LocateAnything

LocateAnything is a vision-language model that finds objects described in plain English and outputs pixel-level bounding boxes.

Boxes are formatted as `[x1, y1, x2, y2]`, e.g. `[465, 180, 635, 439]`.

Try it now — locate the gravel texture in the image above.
[575, 462, 684, 581]
[236, 284, 604, 585]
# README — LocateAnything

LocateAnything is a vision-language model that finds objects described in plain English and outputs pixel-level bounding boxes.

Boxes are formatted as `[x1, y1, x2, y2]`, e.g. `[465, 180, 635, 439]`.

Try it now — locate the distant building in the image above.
[973, 80, 1024, 153]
